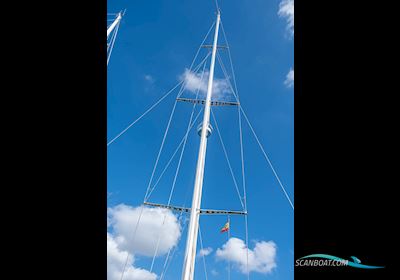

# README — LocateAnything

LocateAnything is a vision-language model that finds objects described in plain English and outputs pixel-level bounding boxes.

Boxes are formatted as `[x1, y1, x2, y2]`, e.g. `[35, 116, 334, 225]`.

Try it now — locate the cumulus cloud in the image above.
[284, 68, 294, 88]
[144, 74, 155, 84]
[108, 204, 182, 257]
[278, 0, 294, 37]
[107, 233, 157, 280]
[216, 237, 277, 274]
[107, 204, 182, 280]
[180, 69, 231, 100]
[198, 247, 213, 257]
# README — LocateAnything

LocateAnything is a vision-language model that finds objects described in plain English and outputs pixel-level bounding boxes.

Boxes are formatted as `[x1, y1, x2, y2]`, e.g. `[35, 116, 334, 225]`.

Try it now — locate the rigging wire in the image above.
[107, 53, 210, 147]
[216, 45, 295, 211]
[238, 97, 250, 280]
[145, 107, 203, 202]
[159, 166, 194, 280]
[107, 19, 120, 65]
[213, 0, 220, 12]
[210, 108, 244, 210]
[227, 215, 231, 280]
[198, 224, 209, 280]
[148, 58, 207, 272]
[159, 214, 189, 280]
[216, 48, 251, 279]
[240, 109, 295, 210]
[143, 52, 210, 202]
[119, 20, 217, 280]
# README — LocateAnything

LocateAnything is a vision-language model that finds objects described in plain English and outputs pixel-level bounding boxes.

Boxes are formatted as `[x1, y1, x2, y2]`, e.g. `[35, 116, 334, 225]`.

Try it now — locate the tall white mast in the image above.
[181, 11, 221, 280]
[107, 12, 122, 39]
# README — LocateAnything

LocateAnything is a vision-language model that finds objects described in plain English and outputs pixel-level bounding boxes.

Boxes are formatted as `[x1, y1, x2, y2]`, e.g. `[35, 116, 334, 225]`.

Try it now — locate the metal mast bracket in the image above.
[201, 45, 228, 50]
[143, 201, 247, 216]
[177, 97, 239, 106]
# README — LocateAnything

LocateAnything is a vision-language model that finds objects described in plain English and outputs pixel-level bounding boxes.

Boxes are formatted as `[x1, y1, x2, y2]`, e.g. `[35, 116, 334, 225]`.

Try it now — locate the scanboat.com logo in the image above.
[296, 254, 384, 269]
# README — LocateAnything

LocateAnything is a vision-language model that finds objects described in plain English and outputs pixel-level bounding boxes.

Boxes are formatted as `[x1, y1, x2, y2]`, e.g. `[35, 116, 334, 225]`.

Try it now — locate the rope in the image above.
[244, 214, 250, 280]
[210, 109, 244, 210]
[159, 171, 193, 280]
[214, 0, 220, 13]
[221, 22, 250, 279]
[142, 92, 180, 202]
[159, 214, 189, 280]
[119, 63, 207, 280]
[147, 55, 208, 273]
[220, 21, 239, 95]
[240, 108, 294, 210]
[198, 224, 209, 280]
[107, 81, 182, 146]
[107, 53, 210, 147]
[238, 107, 250, 280]
[227, 215, 231, 280]
[167, 58, 206, 206]
[216, 33, 294, 211]
[118, 19, 218, 279]
[145, 108, 203, 201]
[143, 52, 210, 201]
[119, 205, 145, 280]
[107, 19, 120, 65]
[188, 21, 215, 70]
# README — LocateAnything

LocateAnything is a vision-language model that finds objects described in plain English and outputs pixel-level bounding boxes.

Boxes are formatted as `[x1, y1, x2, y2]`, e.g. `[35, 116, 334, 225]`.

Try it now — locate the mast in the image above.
[107, 12, 122, 39]
[181, 10, 221, 280]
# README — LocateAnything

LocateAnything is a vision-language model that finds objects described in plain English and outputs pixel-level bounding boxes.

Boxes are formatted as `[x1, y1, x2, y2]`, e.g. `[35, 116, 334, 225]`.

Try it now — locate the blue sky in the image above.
[107, 1, 293, 280]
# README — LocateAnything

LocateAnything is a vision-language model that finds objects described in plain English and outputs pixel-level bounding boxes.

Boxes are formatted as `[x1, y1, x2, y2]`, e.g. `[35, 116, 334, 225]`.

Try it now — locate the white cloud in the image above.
[180, 69, 231, 100]
[216, 237, 277, 274]
[107, 233, 157, 280]
[198, 247, 213, 257]
[278, 0, 294, 37]
[284, 68, 294, 88]
[211, 269, 219, 276]
[144, 74, 155, 84]
[107, 204, 181, 257]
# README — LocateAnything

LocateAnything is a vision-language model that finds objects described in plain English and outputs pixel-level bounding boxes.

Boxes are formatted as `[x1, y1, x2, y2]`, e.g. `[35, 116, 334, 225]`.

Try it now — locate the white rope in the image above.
[215, 40, 252, 279]
[108, 52, 211, 147]
[240, 109, 294, 210]
[118, 20, 224, 280]
[107, 81, 183, 146]
[210, 109, 245, 210]
[215, 48, 251, 279]
[214, 0, 220, 12]
[145, 108, 203, 201]
[216, 32, 294, 211]
[149, 215, 166, 272]
[159, 179, 193, 280]
[189, 20, 215, 70]
[238, 107, 250, 280]
[143, 93, 180, 205]
[143, 52, 210, 202]
[119, 76, 184, 280]
[227, 215, 231, 280]
[107, 19, 120, 65]
[166, 58, 206, 205]
[198, 224, 209, 280]
[159, 214, 189, 280]
[148, 56, 207, 273]
[220, 21, 239, 95]
[119, 205, 145, 280]
[244, 214, 250, 280]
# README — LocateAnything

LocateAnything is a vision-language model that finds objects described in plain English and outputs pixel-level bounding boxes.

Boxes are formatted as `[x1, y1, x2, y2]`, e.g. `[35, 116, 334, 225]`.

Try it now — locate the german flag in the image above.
[220, 222, 229, 233]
